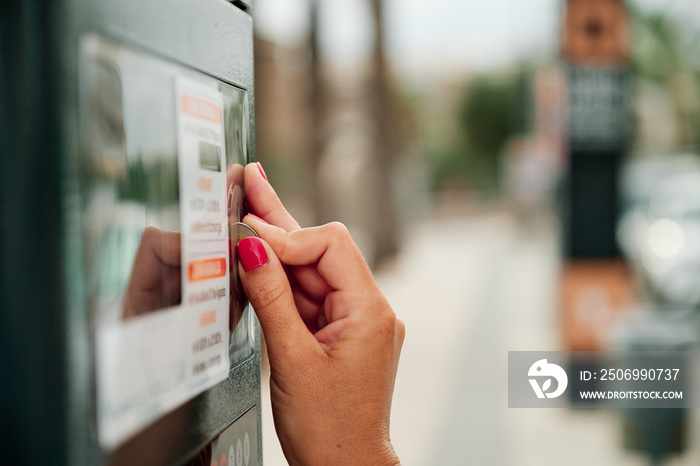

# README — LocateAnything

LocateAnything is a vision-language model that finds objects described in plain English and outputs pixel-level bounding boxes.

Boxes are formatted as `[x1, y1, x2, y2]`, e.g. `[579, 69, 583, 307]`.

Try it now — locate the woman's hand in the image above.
[238, 163, 404, 466]
[123, 226, 181, 319]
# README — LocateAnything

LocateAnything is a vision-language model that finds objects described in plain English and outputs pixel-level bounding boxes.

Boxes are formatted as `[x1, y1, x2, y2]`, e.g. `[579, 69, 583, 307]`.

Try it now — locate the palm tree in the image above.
[369, 0, 400, 262]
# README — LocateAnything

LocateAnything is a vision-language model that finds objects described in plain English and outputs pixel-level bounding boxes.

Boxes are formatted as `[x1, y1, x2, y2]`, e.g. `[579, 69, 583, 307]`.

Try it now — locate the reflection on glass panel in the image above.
[80, 35, 254, 448]
[82, 42, 181, 324]
[221, 83, 248, 168]
[221, 84, 254, 363]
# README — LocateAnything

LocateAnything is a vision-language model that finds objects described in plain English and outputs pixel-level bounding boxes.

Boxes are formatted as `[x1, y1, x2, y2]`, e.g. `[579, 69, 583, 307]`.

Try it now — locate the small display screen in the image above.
[80, 34, 253, 449]
[199, 141, 223, 172]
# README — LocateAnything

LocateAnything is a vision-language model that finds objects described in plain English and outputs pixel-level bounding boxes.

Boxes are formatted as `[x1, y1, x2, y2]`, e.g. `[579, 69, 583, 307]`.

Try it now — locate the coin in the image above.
[235, 221, 259, 241]
[229, 221, 259, 338]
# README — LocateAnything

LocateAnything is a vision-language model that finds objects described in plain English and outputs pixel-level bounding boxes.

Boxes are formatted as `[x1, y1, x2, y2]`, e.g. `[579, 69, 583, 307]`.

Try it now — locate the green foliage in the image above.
[629, 7, 700, 149]
[117, 154, 180, 206]
[459, 75, 524, 159]
[428, 72, 527, 193]
[630, 11, 682, 84]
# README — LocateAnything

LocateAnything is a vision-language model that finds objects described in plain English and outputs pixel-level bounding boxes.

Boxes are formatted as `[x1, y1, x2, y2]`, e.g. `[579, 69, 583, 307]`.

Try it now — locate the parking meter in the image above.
[0, 1, 261, 465]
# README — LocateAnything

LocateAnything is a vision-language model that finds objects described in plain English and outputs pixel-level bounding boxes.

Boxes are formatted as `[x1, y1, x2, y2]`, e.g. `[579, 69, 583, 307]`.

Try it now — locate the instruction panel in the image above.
[95, 75, 231, 448]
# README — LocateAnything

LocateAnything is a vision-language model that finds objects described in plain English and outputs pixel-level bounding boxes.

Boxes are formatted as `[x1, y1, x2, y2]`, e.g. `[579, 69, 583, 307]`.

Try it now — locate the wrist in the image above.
[289, 438, 400, 466]
[373, 445, 401, 466]
[339, 439, 400, 466]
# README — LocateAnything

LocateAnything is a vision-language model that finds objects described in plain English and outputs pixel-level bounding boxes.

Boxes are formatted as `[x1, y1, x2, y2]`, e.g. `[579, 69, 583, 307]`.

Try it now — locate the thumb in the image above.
[237, 237, 315, 358]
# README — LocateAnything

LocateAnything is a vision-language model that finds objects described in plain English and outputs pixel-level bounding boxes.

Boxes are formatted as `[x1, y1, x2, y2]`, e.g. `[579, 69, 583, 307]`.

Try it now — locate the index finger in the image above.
[138, 226, 181, 267]
[244, 162, 300, 231]
[245, 217, 373, 292]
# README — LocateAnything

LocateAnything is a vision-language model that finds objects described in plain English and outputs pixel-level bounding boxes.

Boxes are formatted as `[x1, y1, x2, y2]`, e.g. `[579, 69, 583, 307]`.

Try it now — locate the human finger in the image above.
[245, 215, 332, 302]
[244, 162, 300, 231]
[236, 236, 318, 358]
[289, 264, 331, 303]
[244, 217, 372, 292]
[291, 287, 324, 332]
[142, 226, 181, 267]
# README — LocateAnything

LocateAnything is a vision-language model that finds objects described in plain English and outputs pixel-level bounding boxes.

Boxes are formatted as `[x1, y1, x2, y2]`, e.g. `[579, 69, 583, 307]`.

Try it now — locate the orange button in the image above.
[188, 257, 227, 282]
[181, 94, 221, 124]
[198, 177, 212, 192]
[199, 310, 216, 327]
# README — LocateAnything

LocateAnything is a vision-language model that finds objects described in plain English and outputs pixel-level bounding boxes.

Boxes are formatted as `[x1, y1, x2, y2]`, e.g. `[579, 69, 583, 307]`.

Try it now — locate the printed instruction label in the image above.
[96, 76, 230, 448]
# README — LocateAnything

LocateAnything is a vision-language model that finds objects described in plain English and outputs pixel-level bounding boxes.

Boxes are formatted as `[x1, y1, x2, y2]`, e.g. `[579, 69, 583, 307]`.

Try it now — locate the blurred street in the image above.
[7, 0, 700, 464]
[262, 205, 700, 465]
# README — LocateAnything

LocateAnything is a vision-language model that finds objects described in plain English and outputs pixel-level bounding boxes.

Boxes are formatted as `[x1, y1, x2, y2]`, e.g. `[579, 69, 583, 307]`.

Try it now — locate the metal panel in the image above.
[0, 1, 260, 465]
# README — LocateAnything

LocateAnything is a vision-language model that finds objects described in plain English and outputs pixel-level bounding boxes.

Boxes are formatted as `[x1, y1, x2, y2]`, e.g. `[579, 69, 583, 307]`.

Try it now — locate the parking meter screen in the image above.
[80, 35, 253, 449]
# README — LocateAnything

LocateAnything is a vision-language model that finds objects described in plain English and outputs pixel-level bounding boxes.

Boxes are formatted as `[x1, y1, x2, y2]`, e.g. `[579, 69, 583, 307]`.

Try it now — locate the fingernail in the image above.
[248, 213, 267, 224]
[256, 162, 268, 181]
[238, 237, 268, 271]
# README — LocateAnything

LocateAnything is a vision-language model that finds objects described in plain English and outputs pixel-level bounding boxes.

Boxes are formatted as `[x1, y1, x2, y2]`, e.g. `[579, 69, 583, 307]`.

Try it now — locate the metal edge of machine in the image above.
[0, 1, 260, 464]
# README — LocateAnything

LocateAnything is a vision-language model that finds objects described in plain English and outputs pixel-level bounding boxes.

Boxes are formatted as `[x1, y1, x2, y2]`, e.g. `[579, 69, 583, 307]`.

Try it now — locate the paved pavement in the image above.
[260, 210, 700, 465]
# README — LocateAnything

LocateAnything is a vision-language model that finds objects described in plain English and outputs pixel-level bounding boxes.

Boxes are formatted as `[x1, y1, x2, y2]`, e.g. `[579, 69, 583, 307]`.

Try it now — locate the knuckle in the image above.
[395, 318, 406, 344]
[278, 227, 306, 262]
[377, 306, 399, 333]
[394, 319, 406, 351]
[142, 225, 158, 241]
[251, 278, 288, 311]
[325, 221, 351, 240]
[275, 230, 292, 258]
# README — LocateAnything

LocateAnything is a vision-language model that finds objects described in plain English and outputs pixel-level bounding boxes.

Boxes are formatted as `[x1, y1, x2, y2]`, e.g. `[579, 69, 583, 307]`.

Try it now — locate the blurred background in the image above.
[251, 0, 700, 464]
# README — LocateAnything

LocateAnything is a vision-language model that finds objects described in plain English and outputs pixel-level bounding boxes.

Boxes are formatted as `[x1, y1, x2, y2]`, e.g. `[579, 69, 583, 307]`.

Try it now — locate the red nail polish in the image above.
[238, 237, 268, 271]
[248, 213, 267, 224]
[256, 162, 268, 181]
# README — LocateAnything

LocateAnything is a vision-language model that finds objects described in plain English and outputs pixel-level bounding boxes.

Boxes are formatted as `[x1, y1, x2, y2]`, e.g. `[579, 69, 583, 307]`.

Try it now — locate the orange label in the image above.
[199, 310, 217, 327]
[198, 177, 212, 192]
[181, 94, 221, 124]
[188, 257, 227, 282]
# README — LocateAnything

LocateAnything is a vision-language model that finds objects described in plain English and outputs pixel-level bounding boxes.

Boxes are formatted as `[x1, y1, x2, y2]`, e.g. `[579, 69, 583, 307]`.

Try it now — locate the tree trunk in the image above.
[369, 0, 400, 263]
[308, 0, 326, 225]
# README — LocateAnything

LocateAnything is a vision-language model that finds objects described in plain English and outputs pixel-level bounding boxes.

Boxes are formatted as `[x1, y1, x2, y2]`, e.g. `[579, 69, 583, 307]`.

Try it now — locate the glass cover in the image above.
[80, 34, 253, 449]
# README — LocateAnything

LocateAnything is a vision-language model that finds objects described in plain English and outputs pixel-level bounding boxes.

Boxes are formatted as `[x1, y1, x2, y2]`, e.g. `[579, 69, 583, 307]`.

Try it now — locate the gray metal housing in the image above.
[0, 1, 260, 465]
